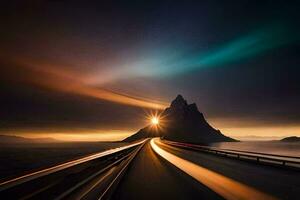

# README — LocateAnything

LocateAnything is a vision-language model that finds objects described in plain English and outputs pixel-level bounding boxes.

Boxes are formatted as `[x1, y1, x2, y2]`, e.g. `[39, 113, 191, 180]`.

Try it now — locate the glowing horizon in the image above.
[2, 120, 300, 142]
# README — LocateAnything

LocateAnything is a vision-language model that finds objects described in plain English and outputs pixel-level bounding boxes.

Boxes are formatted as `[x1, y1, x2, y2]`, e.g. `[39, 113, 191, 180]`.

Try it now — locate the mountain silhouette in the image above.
[123, 95, 236, 144]
[280, 136, 300, 142]
[0, 135, 59, 143]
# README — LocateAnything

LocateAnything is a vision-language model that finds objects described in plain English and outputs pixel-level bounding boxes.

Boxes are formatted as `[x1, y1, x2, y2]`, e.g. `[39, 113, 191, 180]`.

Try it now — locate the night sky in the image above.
[1, 1, 300, 141]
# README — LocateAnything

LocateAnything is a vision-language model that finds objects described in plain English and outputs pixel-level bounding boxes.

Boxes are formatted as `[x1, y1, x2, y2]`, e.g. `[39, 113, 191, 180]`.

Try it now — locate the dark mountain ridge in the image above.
[0, 135, 59, 143]
[280, 136, 300, 142]
[123, 95, 236, 144]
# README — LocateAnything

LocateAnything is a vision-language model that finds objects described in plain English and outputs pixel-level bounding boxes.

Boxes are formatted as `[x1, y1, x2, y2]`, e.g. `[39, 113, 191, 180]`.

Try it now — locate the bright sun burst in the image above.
[151, 117, 159, 125]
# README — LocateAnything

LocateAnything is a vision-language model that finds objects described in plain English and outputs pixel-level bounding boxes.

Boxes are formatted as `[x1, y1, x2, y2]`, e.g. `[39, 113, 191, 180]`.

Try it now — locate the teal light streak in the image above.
[135, 24, 298, 77]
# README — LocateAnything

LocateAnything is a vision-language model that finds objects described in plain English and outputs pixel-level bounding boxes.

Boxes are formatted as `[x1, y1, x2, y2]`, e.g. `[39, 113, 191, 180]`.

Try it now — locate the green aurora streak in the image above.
[135, 24, 299, 77]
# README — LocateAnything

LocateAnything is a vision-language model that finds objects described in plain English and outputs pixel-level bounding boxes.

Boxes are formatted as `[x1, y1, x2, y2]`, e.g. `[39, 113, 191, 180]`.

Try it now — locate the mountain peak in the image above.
[175, 94, 184, 100]
[170, 94, 188, 109]
[123, 95, 236, 144]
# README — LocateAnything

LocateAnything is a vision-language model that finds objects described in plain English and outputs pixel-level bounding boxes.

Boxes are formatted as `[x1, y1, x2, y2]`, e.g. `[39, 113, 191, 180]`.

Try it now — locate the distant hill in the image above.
[235, 135, 283, 141]
[0, 135, 58, 143]
[123, 95, 236, 144]
[280, 136, 300, 142]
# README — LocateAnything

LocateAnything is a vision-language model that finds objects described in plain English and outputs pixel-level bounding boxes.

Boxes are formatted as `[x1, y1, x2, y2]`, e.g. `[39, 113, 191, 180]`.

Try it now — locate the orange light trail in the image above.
[1, 57, 168, 110]
[151, 138, 278, 200]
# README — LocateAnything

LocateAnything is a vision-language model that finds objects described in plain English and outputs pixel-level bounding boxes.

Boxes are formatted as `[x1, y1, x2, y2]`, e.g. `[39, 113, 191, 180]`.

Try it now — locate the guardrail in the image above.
[99, 140, 147, 200]
[56, 140, 147, 200]
[208, 147, 300, 160]
[162, 140, 300, 169]
[0, 139, 146, 191]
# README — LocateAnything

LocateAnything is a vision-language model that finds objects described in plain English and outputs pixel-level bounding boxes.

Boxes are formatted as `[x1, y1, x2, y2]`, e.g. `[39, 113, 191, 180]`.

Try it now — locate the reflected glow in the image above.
[203, 118, 300, 140]
[150, 138, 277, 200]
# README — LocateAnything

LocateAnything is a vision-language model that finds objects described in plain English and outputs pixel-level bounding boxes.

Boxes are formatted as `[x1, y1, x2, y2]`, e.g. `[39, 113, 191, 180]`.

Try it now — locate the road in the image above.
[0, 138, 299, 200]
[0, 140, 145, 200]
[112, 140, 222, 200]
[112, 138, 300, 200]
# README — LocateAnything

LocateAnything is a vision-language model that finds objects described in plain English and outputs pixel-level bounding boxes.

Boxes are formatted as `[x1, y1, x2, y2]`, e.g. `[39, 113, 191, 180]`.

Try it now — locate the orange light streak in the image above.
[151, 138, 278, 200]
[1, 58, 168, 110]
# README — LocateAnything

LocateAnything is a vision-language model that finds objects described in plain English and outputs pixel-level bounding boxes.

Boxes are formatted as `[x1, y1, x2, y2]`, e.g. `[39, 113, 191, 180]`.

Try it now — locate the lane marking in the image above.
[77, 167, 115, 200]
[150, 138, 278, 200]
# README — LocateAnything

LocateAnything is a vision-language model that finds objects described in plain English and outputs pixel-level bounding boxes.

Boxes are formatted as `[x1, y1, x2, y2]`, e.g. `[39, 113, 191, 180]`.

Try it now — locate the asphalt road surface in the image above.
[1, 138, 299, 200]
[113, 141, 223, 200]
[112, 139, 300, 200]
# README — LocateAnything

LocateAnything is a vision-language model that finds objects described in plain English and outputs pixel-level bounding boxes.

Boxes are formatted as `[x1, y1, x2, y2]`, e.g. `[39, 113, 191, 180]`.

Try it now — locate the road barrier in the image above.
[0, 139, 146, 192]
[99, 139, 147, 200]
[162, 140, 300, 170]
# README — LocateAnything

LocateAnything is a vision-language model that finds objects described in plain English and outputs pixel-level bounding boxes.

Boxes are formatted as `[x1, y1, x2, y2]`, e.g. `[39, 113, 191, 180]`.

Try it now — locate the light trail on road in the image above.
[0, 139, 146, 191]
[151, 138, 278, 200]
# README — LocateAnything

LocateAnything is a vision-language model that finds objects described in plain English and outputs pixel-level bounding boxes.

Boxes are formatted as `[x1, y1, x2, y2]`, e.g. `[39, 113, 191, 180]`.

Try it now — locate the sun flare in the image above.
[151, 117, 159, 125]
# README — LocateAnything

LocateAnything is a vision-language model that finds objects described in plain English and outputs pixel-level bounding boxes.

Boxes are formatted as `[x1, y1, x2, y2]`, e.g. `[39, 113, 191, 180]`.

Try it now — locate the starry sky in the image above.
[1, 1, 300, 141]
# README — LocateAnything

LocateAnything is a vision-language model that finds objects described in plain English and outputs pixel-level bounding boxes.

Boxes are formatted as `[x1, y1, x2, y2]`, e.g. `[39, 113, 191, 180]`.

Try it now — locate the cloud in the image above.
[0, 57, 168, 110]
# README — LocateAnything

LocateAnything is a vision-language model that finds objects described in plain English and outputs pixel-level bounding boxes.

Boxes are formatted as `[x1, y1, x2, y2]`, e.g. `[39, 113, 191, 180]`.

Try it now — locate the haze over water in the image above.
[211, 141, 300, 157]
